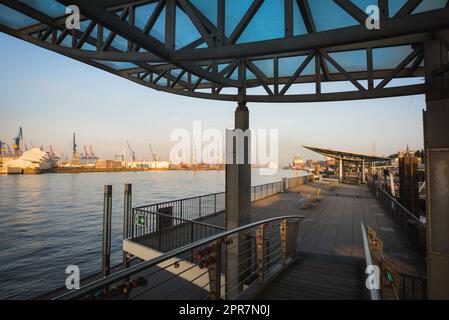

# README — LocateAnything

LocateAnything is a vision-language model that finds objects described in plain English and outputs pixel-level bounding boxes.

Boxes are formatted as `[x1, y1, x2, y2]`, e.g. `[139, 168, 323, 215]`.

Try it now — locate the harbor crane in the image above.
[0, 140, 4, 163]
[149, 144, 159, 161]
[12, 126, 23, 157]
[72, 133, 80, 165]
[127, 141, 136, 162]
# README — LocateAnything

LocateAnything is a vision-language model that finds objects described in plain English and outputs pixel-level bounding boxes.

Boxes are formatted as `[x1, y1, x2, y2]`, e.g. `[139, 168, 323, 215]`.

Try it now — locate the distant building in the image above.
[324, 156, 336, 166]
[96, 160, 123, 169]
[125, 161, 170, 169]
[292, 154, 305, 170]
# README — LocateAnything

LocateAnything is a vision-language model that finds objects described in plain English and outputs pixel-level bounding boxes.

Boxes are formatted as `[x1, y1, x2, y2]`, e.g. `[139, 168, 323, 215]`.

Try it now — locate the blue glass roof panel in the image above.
[373, 45, 413, 70]
[135, 3, 158, 30]
[237, 0, 284, 43]
[0, 4, 38, 29]
[351, 0, 378, 12]
[279, 56, 315, 77]
[389, 0, 408, 17]
[111, 35, 129, 52]
[309, 0, 359, 31]
[175, 6, 201, 49]
[18, 0, 66, 18]
[191, 0, 217, 26]
[150, 7, 166, 43]
[252, 59, 274, 78]
[225, 0, 253, 37]
[328, 50, 367, 72]
[412, 0, 448, 14]
[293, 0, 308, 36]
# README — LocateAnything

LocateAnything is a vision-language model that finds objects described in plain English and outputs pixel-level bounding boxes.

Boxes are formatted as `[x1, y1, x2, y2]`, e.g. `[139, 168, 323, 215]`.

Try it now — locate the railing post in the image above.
[280, 220, 287, 263]
[256, 224, 265, 283]
[123, 184, 132, 268]
[102, 185, 112, 277]
[199, 196, 202, 220]
[208, 239, 222, 300]
[190, 223, 194, 262]
[214, 193, 217, 214]
[280, 219, 300, 264]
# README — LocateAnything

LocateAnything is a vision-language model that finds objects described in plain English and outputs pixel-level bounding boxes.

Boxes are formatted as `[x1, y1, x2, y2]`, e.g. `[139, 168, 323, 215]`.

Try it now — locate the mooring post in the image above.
[102, 185, 112, 277]
[123, 184, 132, 268]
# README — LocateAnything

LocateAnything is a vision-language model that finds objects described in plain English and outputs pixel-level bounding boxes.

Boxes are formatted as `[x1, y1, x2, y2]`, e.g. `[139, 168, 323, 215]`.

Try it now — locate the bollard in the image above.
[123, 184, 132, 268]
[102, 185, 112, 277]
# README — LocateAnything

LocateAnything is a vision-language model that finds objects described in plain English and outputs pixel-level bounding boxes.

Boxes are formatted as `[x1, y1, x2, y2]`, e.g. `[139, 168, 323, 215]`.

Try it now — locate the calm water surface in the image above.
[0, 169, 305, 299]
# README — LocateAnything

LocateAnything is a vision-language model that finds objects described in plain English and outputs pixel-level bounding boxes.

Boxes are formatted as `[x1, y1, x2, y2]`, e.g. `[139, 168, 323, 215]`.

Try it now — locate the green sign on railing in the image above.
[135, 214, 147, 227]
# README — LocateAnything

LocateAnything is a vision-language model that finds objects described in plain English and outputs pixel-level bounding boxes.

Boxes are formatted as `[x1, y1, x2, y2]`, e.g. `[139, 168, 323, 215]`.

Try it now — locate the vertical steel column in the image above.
[102, 185, 112, 277]
[225, 100, 251, 299]
[423, 38, 449, 299]
[362, 160, 366, 184]
[339, 158, 344, 182]
[123, 184, 132, 267]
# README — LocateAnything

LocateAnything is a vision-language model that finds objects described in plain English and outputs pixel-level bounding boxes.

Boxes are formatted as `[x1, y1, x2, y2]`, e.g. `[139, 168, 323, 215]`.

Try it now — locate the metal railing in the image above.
[135, 181, 284, 223]
[251, 181, 282, 201]
[55, 216, 304, 300]
[132, 208, 225, 253]
[361, 221, 381, 300]
[361, 222, 427, 300]
[398, 271, 427, 300]
[287, 175, 312, 188]
[368, 180, 426, 256]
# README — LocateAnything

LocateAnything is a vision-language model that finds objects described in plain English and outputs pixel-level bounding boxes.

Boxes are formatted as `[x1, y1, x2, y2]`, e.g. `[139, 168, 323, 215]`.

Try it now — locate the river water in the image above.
[0, 169, 305, 299]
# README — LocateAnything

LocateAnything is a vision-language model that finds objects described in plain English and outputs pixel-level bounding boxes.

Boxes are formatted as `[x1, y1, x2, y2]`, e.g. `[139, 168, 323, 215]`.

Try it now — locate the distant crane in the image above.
[12, 126, 23, 157]
[72, 133, 80, 165]
[89, 145, 98, 160]
[83, 145, 89, 160]
[149, 144, 160, 161]
[127, 141, 136, 162]
[0, 140, 4, 163]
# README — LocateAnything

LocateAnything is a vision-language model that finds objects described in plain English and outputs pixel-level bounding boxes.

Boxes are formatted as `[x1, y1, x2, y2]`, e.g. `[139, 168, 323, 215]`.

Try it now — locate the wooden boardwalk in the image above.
[257, 253, 364, 300]
[130, 181, 425, 300]
[203, 181, 425, 300]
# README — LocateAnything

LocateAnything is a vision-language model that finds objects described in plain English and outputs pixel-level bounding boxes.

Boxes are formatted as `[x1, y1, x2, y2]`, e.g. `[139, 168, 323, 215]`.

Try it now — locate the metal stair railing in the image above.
[55, 215, 305, 300]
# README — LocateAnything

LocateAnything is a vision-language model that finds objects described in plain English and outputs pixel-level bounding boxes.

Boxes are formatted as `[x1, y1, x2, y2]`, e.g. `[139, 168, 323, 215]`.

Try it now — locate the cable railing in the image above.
[55, 215, 304, 300]
[368, 179, 426, 256]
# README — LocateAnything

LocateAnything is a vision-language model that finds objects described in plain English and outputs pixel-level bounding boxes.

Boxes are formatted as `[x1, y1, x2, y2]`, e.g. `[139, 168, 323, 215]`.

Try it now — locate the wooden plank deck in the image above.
[130, 181, 425, 300]
[205, 181, 425, 300]
[257, 253, 364, 300]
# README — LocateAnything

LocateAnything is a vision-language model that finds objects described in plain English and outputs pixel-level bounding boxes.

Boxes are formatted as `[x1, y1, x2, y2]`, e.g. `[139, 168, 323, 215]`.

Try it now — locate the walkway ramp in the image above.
[257, 253, 363, 300]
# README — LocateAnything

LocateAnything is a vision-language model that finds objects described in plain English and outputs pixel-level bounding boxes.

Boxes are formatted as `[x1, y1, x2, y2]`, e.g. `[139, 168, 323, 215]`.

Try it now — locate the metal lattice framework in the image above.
[1, 0, 449, 102]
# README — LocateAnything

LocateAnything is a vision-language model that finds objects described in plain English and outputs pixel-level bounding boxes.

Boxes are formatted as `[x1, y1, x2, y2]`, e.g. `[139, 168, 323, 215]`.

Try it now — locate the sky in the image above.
[0, 32, 425, 167]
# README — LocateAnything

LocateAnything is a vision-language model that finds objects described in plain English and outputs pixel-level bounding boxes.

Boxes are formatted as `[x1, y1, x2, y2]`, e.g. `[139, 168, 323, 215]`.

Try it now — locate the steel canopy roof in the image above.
[1, 0, 448, 103]
[302, 145, 390, 162]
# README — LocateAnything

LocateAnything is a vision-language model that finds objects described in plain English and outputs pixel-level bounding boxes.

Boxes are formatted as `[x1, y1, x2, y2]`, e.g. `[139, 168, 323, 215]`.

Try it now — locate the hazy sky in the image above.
[0, 33, 425, 167]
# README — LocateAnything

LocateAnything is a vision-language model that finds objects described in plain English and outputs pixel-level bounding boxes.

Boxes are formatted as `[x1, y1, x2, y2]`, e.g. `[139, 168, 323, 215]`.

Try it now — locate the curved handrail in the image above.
[56, 215, 305, 300]
[361, 221, 381, 301]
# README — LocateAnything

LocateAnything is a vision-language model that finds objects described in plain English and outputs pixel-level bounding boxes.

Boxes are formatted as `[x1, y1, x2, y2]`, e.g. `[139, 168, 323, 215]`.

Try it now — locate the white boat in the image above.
[3, 148, 55, 173]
